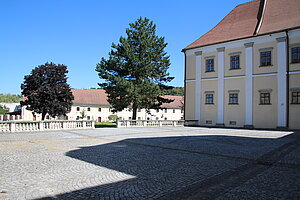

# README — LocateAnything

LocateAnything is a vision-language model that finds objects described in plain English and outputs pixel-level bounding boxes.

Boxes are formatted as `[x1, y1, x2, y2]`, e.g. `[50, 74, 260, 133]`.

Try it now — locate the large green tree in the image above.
[21, 62, 74, 120]
[96, 17, 174, 119]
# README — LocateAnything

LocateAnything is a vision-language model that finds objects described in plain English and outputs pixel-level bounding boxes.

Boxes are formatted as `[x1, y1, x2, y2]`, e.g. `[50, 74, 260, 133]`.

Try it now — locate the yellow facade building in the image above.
[183, 0, 300, 129]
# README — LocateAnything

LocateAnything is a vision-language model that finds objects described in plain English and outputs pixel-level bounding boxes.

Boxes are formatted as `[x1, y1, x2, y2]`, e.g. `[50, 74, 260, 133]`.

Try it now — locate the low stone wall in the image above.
[116, 120, 184, 128]
[0, 120, 95, 133]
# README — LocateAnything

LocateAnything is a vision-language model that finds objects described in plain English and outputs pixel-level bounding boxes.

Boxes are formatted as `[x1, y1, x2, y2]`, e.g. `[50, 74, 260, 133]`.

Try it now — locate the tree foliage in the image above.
[0, 94, 21, 103]
[108, 114, 119, 122]
[0, 105, 8, 115]
[164, 87, 184, 96]
[20, 62, 74, 120]
[96, 17, 174, 119]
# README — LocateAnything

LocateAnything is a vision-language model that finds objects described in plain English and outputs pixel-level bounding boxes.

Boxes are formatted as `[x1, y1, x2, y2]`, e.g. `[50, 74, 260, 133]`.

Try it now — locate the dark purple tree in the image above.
[21, 62, 74, 120]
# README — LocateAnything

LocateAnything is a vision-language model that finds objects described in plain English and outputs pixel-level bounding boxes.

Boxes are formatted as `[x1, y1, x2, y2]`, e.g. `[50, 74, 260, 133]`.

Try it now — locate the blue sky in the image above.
[0, 0, 249, 95]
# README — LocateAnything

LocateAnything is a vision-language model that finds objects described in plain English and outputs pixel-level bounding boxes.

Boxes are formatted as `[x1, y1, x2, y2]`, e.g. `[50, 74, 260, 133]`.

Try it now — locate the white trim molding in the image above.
[276, 37, 287, 128]
[244, 42, 253, 127]
[195, 51, 202, 125]
[217, 47, 225, 125]
[185, 79, 196, 82]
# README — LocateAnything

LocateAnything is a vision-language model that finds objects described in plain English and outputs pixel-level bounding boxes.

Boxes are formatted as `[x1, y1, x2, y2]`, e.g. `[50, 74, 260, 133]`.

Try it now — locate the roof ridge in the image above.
[183, 0, 261, 51]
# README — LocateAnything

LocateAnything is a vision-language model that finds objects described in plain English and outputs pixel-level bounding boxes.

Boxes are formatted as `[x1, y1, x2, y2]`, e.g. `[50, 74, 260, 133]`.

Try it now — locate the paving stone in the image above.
[0, 127, 299, 199]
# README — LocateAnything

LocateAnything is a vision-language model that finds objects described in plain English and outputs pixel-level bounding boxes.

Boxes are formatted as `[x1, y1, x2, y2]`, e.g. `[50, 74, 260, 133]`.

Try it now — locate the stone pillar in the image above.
[10, 122, 16, 132]
[276, 37, 287, 128]
[195, 51, 202, 125]
[217, 47, 225, 126]
[244, 42, 254, 128]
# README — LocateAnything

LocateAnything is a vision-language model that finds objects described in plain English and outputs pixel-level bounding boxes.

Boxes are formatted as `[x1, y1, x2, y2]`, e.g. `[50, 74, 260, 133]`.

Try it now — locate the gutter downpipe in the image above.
[285, 30, 290, 129]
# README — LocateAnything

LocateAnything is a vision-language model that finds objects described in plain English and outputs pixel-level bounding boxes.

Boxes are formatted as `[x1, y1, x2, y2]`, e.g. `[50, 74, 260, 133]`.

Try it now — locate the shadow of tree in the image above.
[35, 131, 300, 200]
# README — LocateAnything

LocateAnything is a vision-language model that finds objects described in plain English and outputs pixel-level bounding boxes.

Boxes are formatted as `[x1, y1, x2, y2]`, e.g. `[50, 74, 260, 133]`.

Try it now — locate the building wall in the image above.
[200, 80, 217, 125]
[289, 73, 300, 129]
[186, 54, 196, 80]
[185, 81, 196, 120]
[202, 51, 218, 79]
[224, 46, 245, 77]
[253, 41, 278, 75]
[253, 76, 278, 129]
[224, 78, 245, 127]
[22, 105, 184, 122]
[185, 28, 300, 130]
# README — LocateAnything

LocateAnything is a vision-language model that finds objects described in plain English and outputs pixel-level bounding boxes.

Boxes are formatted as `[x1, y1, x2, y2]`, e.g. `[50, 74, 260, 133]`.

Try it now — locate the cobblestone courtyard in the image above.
[1, 127, 300, 200]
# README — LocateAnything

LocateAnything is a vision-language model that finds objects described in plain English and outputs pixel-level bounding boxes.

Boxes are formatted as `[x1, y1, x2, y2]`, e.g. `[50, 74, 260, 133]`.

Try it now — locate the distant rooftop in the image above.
[71, 89, 183, 108]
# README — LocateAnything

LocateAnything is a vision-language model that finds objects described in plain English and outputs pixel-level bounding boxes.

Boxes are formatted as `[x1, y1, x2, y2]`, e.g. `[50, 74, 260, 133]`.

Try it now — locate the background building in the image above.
[21, 89, 184, 121]
[183, 0, 300, 129]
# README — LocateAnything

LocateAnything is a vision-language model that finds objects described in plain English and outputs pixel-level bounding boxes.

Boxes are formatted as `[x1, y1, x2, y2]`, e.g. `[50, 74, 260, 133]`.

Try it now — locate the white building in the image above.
[22, 89, 184, 121]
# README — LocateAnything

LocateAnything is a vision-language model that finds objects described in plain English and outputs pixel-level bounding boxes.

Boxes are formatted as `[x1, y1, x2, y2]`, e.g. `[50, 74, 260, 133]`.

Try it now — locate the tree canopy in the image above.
[96, 17, 174, 119]
[164, 87, 184, 96]
[0, 94, 21, 103]
[0, 105, 8, 115]
[21, 62, 74, 120]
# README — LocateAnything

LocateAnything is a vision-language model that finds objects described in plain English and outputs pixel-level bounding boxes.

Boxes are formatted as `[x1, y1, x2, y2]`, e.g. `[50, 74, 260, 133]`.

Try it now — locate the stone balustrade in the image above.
[116, 120, 184, 128]
[0, 120, 95, 133]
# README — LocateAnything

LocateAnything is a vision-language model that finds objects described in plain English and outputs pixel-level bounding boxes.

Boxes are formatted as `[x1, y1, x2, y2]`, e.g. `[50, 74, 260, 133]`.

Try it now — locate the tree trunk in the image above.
[132, 104, 137, 120]
[41, 111, 46, 121]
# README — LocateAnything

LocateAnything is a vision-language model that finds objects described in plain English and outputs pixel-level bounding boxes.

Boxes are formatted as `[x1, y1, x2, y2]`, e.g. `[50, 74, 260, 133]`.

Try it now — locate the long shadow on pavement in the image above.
[36, 132, 300, 200]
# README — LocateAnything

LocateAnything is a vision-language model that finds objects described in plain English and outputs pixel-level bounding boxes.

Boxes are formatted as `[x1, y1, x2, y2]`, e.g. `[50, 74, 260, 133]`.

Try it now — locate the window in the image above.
[173, 109, 175, 113]
[260, 93, 271, 105]
[229, 121, 236, 125]
[205, 94, 214, 104]
[76, 116, 79, 120]
[292, 92, 300, 104]
[291, 47, 300, 63]
[138, 117, 141, 120]
[77, 107, 80, 111]
[156, 109, 159, 113]
[206, 59, 214, 72]
[87, 107, 90, 111]
[229, 93, 238, 104]
[138, 109, 141, 112]
[98, 108, 101, 112]
[164, 109, 167, 113]
[230, 55, 240, 69]
[260, 51, 272, 66]
[87, 116, 90, 120]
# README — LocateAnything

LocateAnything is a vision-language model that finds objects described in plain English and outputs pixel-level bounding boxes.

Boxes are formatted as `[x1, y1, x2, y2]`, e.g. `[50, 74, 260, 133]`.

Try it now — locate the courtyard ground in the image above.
[0, 127, 299, 200]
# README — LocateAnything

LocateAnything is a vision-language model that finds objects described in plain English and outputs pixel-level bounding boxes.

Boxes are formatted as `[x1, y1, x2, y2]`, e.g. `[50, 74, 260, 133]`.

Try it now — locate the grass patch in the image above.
[95, 122, 116, 128]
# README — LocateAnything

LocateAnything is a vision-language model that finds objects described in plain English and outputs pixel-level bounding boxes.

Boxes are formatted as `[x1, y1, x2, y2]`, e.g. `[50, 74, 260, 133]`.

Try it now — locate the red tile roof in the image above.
[71, 89, 183, 108]
[258, 0, 300, 34]
[72, 89, 110, 106]
[161, 95, 184, 108]
[184, 0, 300, 50]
